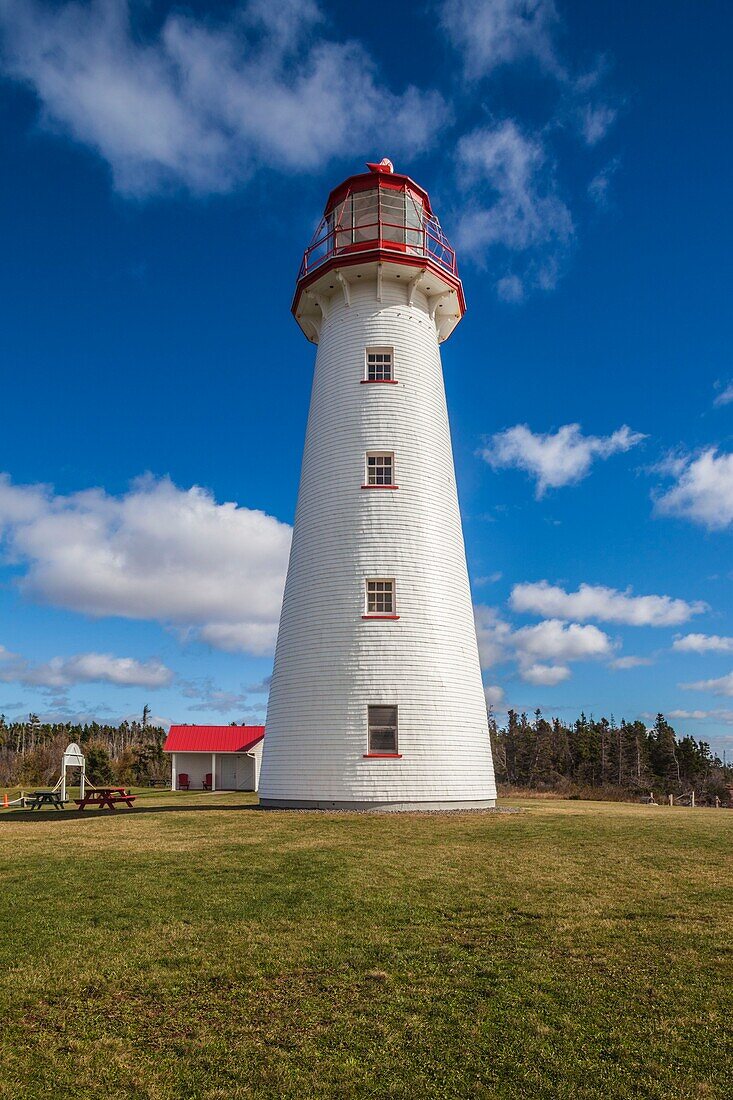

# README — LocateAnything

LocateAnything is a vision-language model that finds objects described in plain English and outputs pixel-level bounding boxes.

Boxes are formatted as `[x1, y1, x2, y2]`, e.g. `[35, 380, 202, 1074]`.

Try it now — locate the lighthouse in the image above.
[259, 159, 496, 810]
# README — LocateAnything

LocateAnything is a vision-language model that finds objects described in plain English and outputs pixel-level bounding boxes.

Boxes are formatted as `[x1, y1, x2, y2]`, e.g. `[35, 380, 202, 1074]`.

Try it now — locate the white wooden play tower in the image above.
[259, 159, 496, 810]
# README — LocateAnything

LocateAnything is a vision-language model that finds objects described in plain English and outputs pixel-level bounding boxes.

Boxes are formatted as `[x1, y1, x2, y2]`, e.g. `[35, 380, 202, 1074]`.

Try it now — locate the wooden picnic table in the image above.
[74, 787, 137, 811]
[28, 790, 65, 810]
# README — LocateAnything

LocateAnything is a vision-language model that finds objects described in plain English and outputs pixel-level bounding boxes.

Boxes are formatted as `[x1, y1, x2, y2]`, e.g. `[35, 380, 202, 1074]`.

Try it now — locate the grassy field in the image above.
[1, 792, 731, 1099]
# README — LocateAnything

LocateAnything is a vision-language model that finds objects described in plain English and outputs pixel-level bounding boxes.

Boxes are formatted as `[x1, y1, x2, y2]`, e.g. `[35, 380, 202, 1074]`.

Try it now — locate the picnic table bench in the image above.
[74, 787, 137, 811]
[28, 790, 66, 810]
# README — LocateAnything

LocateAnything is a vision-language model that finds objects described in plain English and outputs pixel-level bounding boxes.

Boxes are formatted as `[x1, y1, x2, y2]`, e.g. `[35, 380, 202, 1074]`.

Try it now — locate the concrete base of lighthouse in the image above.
[259, 798, 497, 812]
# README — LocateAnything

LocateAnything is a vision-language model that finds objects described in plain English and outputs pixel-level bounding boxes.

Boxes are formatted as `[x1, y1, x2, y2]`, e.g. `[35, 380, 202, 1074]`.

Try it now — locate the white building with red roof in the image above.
[163, 725, 265, 792]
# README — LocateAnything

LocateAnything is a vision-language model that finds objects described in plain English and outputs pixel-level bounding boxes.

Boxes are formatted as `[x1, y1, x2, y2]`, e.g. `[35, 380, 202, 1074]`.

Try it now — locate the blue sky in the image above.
[0, 0, 732, 752]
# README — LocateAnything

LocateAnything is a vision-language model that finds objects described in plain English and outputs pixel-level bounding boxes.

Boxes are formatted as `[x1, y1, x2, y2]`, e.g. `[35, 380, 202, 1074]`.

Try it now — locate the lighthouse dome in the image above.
[293, 160, 465, 342]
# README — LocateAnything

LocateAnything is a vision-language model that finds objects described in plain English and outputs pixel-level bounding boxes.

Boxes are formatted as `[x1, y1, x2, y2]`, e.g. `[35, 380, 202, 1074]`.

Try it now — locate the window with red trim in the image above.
[365, 347, 393, 381]
[366, 578, 395, 615]
[365, 452, 394, 486]
[368, 705, 398, 754]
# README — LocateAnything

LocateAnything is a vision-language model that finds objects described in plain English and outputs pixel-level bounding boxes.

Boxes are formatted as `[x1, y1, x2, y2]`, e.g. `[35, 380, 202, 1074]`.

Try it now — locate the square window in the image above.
[368, 705, 398, 754]
[366, 348, 393, 381]
[366, 452, 394, 486]
[366, 578, 395, 615]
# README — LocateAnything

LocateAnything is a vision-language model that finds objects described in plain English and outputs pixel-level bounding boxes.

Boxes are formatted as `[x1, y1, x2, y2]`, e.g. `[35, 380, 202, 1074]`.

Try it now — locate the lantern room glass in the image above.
[327, 186, 426, 253]
[297, 177, 459, 282]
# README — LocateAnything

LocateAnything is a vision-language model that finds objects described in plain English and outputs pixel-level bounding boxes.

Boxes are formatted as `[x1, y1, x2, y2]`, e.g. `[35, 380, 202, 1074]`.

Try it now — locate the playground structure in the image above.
[59, 742, 86, 802]
[0, 740, 136, 811]
[1, 742, 88, 810]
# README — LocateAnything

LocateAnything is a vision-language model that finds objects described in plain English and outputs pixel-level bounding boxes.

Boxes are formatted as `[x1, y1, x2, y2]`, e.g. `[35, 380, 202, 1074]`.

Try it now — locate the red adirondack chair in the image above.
[202, 773, 212, 790]
[178, 773, 190, 790]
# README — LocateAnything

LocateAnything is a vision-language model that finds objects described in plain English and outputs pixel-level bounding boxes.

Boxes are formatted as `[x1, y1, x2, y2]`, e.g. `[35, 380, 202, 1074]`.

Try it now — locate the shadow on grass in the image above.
[0, 801, 261, 823]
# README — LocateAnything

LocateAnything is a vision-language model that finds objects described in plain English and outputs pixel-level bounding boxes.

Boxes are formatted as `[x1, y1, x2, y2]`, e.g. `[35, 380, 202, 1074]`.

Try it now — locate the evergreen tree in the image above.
[529, 711, 554, 787]
[85, 741, 113, 784]
[485, 711, 728, 804]
[650, 714, 682, 792]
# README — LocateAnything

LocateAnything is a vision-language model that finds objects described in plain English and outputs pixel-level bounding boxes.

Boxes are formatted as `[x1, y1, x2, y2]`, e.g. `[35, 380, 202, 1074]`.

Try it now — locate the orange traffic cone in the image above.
[2, 793, 8, 808]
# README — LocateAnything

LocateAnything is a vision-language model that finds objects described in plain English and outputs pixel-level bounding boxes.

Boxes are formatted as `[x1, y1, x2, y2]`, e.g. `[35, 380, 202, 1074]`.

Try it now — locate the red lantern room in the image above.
[293, 159, 466, 343]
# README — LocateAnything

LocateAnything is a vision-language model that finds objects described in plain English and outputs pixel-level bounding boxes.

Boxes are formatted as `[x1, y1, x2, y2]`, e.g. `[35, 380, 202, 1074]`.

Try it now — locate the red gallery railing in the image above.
[297, 209, 459, 282]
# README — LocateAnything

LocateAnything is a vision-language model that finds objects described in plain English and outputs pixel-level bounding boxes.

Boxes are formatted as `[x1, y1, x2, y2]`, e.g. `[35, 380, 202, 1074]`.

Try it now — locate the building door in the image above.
[219, 755, 254, 790]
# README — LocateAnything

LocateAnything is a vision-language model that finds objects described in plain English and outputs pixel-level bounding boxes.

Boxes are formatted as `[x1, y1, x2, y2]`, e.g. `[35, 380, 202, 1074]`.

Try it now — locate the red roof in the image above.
[163, 725, 265, 753]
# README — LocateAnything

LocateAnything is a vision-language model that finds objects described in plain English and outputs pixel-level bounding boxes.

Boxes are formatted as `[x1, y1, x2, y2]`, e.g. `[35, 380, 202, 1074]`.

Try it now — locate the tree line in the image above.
[489, 710, 732, 804]
[1, 708, 731, 804]
[0, 708, 168, 788]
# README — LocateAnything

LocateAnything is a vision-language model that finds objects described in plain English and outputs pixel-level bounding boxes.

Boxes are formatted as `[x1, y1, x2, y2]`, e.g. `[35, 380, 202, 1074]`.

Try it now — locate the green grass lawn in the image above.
[1, 793, 731, 1099]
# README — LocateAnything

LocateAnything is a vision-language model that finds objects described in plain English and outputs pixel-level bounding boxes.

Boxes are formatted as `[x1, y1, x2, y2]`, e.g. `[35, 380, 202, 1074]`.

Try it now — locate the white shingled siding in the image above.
[260, 274, 496, 808]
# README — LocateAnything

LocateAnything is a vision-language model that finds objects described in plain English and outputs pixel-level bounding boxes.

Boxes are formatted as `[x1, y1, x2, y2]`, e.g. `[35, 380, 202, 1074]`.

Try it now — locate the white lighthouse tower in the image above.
[259, 159, 496, 810]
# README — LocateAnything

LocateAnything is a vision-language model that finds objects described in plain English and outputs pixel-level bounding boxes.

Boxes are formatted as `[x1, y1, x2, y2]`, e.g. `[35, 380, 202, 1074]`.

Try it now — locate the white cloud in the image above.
[0, 700, 25, 713]
[480, 422, 646, 497]
[475, 605, 514, 668]
[668, 708, 733, 724]
[513, 618, 613, 662]
[588, 172, 609, 205]
[246, 675, 272, 695]
[180, 677, 264, 717]
[511, 581, 707, 626]
[654, 448, 733, 530]
[673, 633, 733, 654]
[440, 0, 562, 80]
[484, 683, 505, 706]
[579, 103, 617, 145]
[0, 0, 446, 196]
[681, 671, 733, 698]
[475, 606, 611, 686]
[0, 473, 291, 655]
[513, 619, 611, 685]
[588, 157, 620, 206]
[609, 655, 654, 669]
[496, 274, 524, 302]
[244, 0, 323, 51]
[198, 622, 282, 655]
[0, 648, 172, 689]
[713, 382, 733, 407]
[441, 5, 620, 288]
[455, 122, 573, 283]
[474, 571, 503, 586]
[521, 662, 570, 686]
